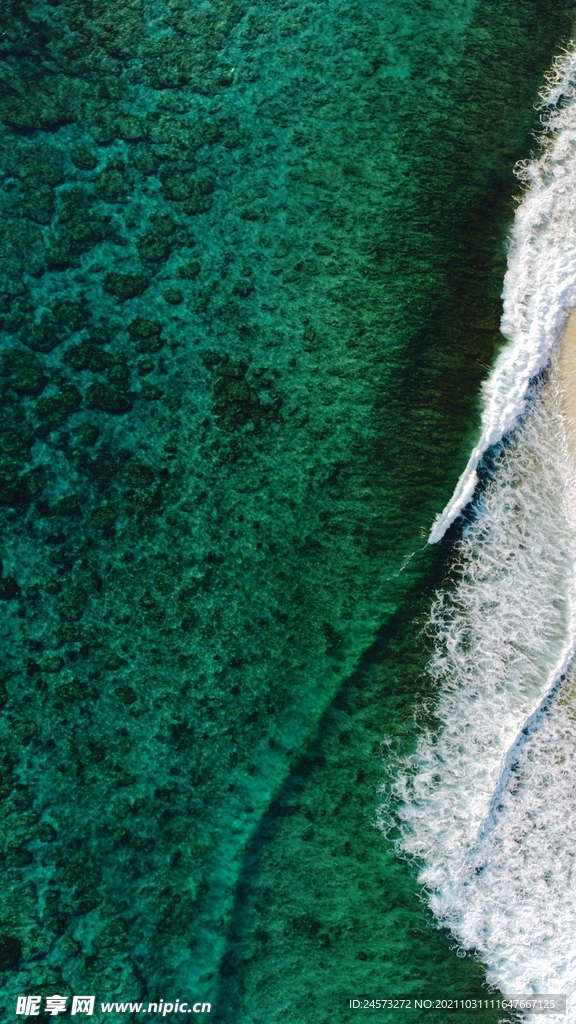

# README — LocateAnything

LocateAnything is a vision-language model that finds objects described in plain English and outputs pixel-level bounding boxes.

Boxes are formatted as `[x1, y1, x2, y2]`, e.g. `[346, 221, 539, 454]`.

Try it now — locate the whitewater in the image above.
[429, 48, 576, 545]
[392, 46, 576, 1020]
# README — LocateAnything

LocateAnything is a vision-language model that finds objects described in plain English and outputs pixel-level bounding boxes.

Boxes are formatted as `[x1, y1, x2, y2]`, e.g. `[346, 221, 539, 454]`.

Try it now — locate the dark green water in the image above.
[0, 0, 572, 1020]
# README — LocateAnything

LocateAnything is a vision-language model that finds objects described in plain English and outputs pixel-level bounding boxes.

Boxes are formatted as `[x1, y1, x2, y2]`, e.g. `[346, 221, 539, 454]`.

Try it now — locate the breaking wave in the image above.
[391, 44, 576, 1021]
[429, 47, 576, 543]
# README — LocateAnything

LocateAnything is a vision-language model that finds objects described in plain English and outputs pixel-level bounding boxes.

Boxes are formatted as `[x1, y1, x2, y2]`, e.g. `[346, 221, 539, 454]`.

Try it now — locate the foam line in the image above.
[390, 366, 576, 1012]
[473, 630, 576, 853]
[429, 45, 576, 543]
[389, 46, 576, 1015]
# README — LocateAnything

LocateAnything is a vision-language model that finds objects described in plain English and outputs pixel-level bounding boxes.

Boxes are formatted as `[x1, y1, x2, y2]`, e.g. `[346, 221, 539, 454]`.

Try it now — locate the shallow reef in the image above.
[0, 0, 571, 1019]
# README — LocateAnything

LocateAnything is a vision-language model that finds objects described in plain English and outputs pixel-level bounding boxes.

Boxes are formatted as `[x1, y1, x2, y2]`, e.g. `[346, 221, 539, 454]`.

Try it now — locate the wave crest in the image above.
[429, 43, 576, 543]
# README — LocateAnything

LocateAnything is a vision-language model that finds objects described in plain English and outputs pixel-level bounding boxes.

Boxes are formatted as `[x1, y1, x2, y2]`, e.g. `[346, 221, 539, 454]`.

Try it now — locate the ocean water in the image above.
[396, 45, 576, 1023]
[210, 4, 576, 1024]
[430, 48, 576, 543]
[0, 0, 572, 1020]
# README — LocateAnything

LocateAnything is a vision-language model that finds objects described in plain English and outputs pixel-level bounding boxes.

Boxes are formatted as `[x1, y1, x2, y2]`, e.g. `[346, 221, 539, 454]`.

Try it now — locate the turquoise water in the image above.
[0, 0, 572, 1019]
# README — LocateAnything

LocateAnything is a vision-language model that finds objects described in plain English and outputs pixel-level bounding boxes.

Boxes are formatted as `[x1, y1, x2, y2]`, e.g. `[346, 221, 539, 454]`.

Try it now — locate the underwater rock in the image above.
[4, 351, 47, 397]
[41, 657, 64, 674]
[0, 934, 22, 970]
[36, 823, 57, 842]
[35, 385, 81, 436]
[137, 232, 171, 263]
[151, 214, 177, 236]
[63, 343, 106, 372]
[75, 423, 99, 446]
[56, 678, 90, 699]
[103, 273, 150, 301]
[139, 384, 163, 400]
[115, 114, 146, 141]
[130, 486, 162, 512]
[86, 383, 135, 415]
[52, 495, 82, 517]
[70, 147, 98, 171]
[115, 684, 138, 704]
[0, 470, 33, 508]
[22, 186, 56, 225]
[177, 260, 201, 280]
[88, 327, 110, 345]
[15, 143, 66, 189]
[57, 585, 88, 622]
[212, 357, 282, 431]
[19, 320, 60, 354]
[0, 576, 19, 600]
[128, 318, 163, 353]
[232, 279, 254, 297]
[80, 447, 122, 489]
[95, 164, 130, 202]
[91, 504, 117, 533]
[47, 208, 119, 267]
[104, 352, 129, 383]
[133, 148, 158, 175]
[0, 427, 32, 456]
[51, 299, 88, 332]
[183, 179, 216, 216]
[161, 169, 199, 202]
[123, 463, 155, 487]
[137, 358, 155, 375]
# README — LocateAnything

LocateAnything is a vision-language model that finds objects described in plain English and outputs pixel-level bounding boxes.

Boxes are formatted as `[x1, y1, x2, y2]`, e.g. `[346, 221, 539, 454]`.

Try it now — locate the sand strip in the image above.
[558, 310, 576, 458]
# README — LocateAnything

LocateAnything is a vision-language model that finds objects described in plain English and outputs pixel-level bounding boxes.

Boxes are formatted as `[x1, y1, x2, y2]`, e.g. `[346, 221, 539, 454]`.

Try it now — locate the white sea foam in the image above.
[390, 379, 576, 1018]
[389, 50, 576, 1015]
[429, 47, 576, 543]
